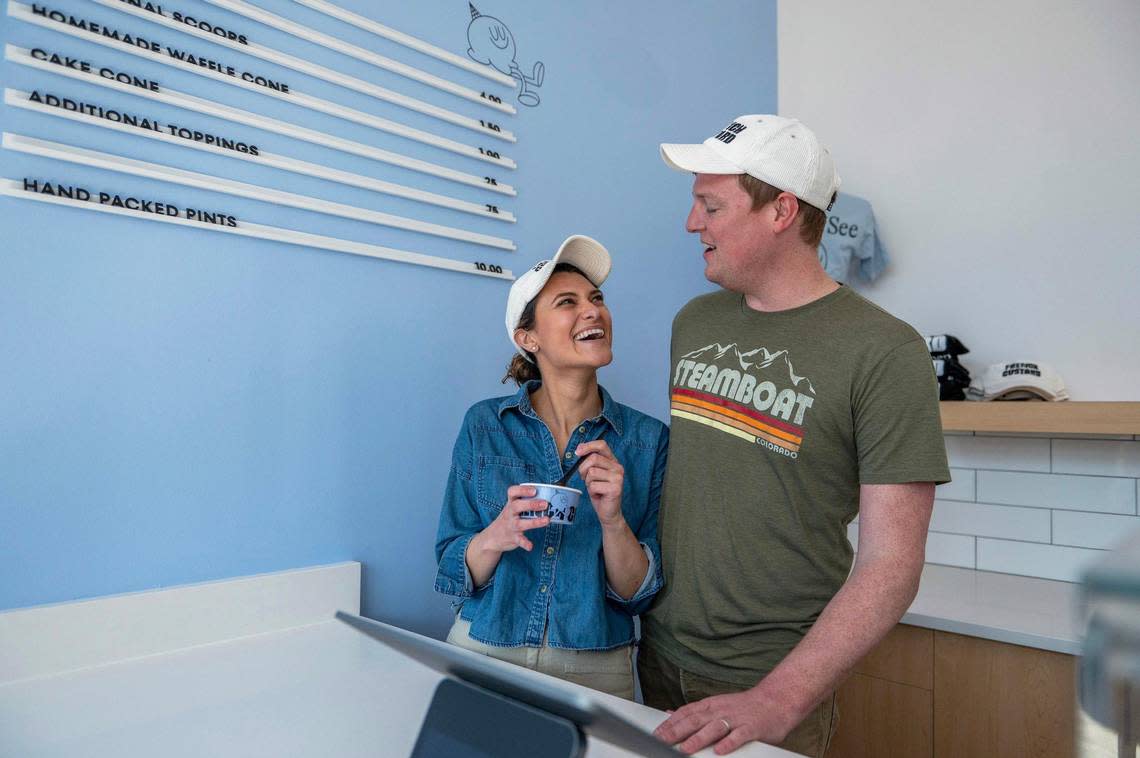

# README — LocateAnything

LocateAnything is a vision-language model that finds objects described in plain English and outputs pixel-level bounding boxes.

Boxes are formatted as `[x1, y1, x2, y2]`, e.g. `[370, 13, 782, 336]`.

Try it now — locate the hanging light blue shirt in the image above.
[817, 192, 889, 283]
[434, 381, 668, 651]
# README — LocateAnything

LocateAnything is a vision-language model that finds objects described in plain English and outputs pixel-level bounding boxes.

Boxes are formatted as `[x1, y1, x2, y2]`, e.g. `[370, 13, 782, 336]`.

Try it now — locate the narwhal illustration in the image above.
[466, 3, 545, 107]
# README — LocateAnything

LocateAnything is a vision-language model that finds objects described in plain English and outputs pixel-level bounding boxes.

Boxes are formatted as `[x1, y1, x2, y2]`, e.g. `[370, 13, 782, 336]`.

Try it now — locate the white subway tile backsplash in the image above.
[936, 468, 976, 501]
[1052, 439, 1140, 478]
[976, 538, 1105, 583]
[863, 431, 1139, 584]
[1052, 511, 1140, 550]
[943, 436, 1051, 472]
[930, 500, 1050, 542]
[976, 471, 1136, 514]
[925, 531, 976, 569]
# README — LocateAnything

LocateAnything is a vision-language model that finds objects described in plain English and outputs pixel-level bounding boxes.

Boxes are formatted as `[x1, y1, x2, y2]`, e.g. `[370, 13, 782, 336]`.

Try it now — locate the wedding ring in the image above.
[720, 717, 731, 732]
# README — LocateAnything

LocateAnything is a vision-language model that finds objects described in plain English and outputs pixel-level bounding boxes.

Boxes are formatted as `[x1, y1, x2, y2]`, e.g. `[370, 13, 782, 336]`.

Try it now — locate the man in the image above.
[640, 115, 950, 757]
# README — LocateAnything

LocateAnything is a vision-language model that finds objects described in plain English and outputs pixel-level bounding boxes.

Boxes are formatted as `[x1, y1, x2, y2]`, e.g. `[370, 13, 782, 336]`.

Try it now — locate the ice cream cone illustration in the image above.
[467, 4, 545, 107]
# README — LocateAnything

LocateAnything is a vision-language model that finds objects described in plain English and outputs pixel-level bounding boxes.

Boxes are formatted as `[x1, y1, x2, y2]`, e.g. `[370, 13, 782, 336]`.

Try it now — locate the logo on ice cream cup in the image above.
[518, 483, 581, 525]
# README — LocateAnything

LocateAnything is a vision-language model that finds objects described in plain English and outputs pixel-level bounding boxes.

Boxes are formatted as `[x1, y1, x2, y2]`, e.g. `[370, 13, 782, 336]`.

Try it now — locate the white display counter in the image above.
[0, 562, 793, 757]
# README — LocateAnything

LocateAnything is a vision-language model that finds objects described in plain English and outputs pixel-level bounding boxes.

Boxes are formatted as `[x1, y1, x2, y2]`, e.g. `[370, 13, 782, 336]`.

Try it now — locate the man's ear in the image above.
[771, 193, 801, 235]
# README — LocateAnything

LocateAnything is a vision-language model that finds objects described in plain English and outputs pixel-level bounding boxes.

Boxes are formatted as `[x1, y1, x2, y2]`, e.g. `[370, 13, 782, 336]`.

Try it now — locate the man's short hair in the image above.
[737, 174, 827, 248]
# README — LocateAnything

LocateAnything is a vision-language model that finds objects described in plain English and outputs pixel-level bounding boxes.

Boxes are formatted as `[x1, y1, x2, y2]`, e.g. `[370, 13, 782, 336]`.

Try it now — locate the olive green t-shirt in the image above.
[643, 286, 950, 685]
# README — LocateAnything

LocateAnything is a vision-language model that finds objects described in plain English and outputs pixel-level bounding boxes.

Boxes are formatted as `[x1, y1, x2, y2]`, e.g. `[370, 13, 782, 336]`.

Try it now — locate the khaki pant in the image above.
[446, 617, 636, 700]
[637, 643, 838, 757]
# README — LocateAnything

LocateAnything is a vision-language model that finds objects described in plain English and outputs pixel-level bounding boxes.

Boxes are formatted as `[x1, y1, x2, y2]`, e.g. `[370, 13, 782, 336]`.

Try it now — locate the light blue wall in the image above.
[0, 0, 776, 637]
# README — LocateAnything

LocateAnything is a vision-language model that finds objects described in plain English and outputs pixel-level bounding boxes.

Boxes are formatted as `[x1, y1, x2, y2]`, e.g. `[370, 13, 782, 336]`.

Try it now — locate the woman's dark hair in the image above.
[502, 263, 590, 386]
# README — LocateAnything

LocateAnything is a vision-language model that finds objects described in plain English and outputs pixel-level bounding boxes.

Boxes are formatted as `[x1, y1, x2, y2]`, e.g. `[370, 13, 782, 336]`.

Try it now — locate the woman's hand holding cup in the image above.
[482, 485, 551, 553]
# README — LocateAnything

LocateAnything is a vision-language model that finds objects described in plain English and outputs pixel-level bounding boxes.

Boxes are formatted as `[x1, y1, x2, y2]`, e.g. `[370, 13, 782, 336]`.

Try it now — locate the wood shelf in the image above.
[940, 401, 1140, 435]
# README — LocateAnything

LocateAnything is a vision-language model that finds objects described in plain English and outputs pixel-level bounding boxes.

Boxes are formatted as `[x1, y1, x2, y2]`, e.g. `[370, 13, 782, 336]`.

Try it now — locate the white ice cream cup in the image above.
[518, 483, 582, 525]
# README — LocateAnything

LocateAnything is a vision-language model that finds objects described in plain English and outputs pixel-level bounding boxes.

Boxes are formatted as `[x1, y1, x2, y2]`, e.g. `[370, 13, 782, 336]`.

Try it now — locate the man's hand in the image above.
[653, 687, 797, 755]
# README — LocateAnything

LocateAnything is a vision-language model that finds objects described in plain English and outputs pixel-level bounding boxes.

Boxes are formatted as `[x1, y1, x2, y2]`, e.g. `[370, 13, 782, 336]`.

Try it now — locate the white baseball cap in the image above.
[980, 361, 1069, 401]
[505, 234, 612, 361]
[660, 114, 841, 212]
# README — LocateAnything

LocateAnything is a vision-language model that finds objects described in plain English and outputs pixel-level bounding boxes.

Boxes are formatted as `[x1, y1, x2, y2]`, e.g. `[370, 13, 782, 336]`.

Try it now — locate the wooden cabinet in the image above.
[932, 631, 1075, 758]
[830, 625, 933, 758]
[828, 625, 1075, 758]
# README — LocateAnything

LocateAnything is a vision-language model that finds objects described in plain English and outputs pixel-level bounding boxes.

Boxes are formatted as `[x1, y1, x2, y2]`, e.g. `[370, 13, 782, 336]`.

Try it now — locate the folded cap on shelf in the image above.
[980, 361, 1069, 401]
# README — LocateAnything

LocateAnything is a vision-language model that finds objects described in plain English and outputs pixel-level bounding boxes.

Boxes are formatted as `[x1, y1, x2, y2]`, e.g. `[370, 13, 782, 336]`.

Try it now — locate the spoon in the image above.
[553, 452, 591, 487]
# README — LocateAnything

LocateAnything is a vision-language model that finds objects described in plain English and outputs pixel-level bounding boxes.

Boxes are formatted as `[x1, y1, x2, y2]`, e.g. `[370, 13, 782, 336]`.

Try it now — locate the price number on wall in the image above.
[480, 91, 503, 104]
[474, 262, 504, 273]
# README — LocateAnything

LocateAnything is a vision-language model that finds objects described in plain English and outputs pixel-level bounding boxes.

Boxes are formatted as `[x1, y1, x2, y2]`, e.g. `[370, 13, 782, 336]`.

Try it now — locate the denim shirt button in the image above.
[564, 451, 573, 459]
[545, 546, 555, 556]
[539, 584, 548, 593]
[578, 426, 586, 434]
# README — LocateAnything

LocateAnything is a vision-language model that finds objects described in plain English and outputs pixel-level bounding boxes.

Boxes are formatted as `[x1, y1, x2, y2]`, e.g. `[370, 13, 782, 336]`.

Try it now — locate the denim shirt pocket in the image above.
[475, 455, 537, 515]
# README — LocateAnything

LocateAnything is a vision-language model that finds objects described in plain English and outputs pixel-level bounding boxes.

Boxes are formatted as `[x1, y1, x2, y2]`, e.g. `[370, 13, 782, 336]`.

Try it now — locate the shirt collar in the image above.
[497, 380, 624, 436]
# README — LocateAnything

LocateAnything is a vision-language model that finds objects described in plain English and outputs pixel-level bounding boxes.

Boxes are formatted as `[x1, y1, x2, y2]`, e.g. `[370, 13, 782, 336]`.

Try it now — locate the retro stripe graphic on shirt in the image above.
[670, 342, 815, 459]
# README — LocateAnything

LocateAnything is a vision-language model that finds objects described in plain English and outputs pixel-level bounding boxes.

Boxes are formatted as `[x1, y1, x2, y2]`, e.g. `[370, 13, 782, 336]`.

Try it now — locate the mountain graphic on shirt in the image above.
[680, 343, 817, 395]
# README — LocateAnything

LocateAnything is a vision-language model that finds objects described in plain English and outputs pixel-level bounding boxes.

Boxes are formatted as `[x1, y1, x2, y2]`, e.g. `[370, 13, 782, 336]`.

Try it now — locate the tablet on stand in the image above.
[336, 611, 678, 758]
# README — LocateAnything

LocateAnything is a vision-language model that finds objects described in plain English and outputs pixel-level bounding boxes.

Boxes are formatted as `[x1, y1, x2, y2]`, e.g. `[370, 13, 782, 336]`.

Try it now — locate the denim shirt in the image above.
[434, 381, 668, 651]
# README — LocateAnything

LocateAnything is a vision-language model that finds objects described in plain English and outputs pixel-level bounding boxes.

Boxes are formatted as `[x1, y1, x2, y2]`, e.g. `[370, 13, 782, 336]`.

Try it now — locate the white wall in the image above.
[779, 1, 1140, 400]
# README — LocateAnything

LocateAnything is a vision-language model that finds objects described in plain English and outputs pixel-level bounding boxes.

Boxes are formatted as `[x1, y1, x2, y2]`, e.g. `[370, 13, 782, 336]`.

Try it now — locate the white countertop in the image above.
[0, 619, 796, 757]
[0, 563, 795, 757]
[902, 563, 1083, 655]
[0, 560, 1086, 758]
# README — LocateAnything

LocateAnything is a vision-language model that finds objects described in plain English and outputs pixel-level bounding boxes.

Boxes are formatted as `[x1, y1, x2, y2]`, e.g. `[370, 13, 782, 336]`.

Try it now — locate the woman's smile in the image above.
[573, 327, 606, 341]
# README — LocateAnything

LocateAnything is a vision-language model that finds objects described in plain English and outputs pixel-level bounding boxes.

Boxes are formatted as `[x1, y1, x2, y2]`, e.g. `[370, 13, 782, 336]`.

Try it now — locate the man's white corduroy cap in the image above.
[660, 114, 841, 212]
[505, 234, 612, 361]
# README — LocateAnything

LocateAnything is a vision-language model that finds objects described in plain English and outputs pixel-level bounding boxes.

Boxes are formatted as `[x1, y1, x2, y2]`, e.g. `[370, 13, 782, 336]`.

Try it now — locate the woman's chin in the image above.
[588, 346, 615, 367]
[542, 344, 614, 374]
[583, 344, 613, 368]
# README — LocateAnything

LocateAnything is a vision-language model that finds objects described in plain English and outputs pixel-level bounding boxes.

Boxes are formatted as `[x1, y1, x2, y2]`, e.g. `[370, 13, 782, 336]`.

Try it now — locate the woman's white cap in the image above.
[505, 234, 611, 361]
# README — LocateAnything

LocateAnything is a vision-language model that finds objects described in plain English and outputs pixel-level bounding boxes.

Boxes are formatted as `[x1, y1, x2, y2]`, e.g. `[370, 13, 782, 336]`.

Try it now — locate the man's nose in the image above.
[685, 204, 704, 233]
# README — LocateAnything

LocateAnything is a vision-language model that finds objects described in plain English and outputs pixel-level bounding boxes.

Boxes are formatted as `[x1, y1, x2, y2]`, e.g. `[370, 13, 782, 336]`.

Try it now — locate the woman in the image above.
[433, 234, 668, 699]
